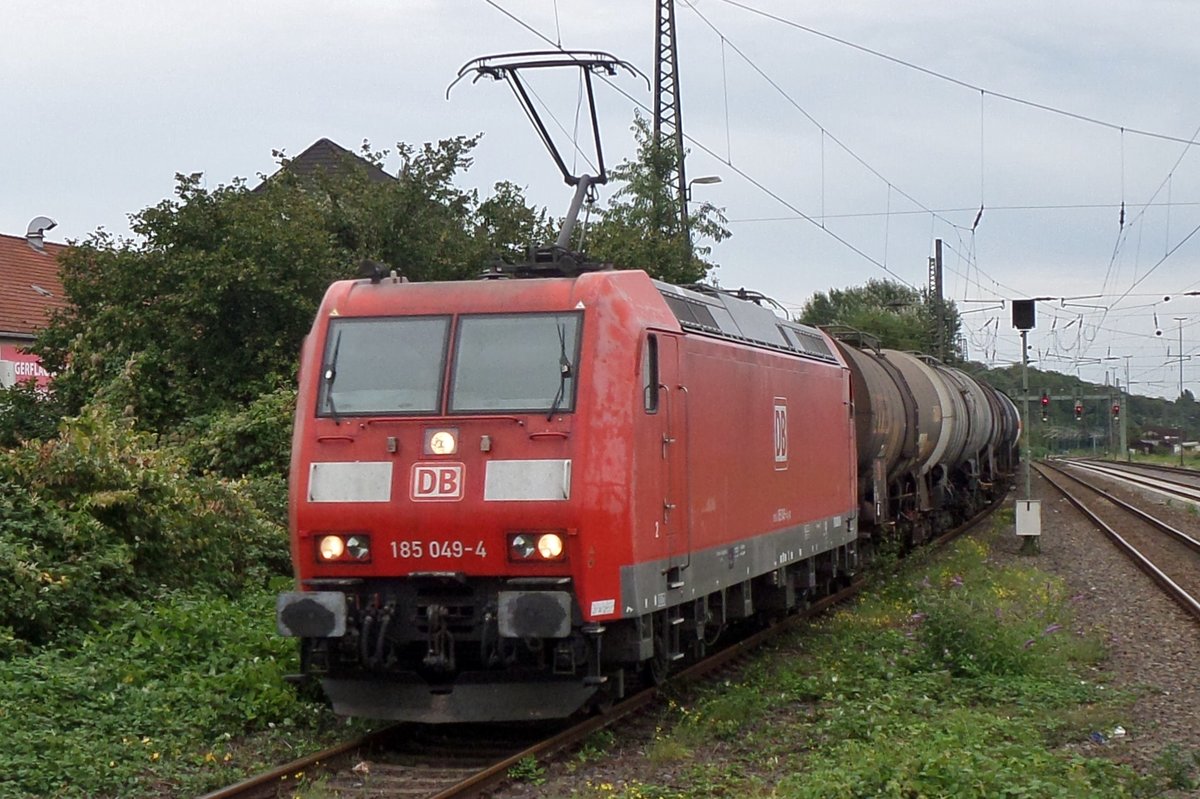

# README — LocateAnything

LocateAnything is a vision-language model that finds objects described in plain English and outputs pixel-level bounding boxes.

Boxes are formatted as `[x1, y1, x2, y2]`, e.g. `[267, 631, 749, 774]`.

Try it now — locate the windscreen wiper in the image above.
[323, 329, 343, 424]
[546, 321, 572, 421]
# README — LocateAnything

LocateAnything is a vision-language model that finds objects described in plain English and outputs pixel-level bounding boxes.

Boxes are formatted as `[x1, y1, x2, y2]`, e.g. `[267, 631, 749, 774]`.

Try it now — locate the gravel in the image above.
[1000, 468, 1200, 781]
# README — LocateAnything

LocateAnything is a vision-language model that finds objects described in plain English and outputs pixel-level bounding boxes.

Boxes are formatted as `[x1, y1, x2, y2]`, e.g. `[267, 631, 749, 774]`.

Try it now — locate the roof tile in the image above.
[0, 233, 69, 338]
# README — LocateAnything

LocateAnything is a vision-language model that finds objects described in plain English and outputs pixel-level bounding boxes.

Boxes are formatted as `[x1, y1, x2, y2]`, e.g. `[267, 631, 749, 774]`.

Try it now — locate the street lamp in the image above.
[686, 175, 722, 201]
[682, 176, 722, 276]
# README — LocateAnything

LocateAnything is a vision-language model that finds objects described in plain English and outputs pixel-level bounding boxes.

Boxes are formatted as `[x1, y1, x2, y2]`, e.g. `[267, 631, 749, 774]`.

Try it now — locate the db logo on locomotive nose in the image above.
[411, 463, 465, 501]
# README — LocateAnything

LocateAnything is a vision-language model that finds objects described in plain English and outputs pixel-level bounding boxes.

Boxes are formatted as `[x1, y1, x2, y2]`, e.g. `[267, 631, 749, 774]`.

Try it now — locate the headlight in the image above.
[426, 429, 458, 455]
[316, 533, 371, 563]
[318, 535, 345, 560]
[536, 533, 564, 559]
[508, 531, 566, 562]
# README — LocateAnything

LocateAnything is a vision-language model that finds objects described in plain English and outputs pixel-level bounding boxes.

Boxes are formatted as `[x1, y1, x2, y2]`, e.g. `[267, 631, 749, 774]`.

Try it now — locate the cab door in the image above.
[653, 333, 689, 588]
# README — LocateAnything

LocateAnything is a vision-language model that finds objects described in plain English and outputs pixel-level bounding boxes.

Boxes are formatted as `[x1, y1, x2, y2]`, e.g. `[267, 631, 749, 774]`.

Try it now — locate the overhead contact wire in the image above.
[715, 0, 1200, 148]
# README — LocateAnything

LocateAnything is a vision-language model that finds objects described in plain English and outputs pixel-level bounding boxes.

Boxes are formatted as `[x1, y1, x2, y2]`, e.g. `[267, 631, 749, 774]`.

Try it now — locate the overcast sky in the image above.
[4, 0, 1199, 401]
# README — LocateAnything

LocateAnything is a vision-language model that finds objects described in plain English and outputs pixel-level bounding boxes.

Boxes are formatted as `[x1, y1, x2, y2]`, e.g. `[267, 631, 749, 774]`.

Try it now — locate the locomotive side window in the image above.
[450, 312, 581, 414]
[317, 316, 449, 417]
[643, 334, 659, 413]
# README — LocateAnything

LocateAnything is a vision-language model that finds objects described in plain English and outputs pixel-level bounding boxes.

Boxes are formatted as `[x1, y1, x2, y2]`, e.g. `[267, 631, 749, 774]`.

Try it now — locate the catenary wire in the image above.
[714, 0, 1200, 148]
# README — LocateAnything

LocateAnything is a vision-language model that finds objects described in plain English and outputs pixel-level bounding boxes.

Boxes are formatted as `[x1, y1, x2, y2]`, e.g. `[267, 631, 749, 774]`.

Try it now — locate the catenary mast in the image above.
[653, 0, 689, 238]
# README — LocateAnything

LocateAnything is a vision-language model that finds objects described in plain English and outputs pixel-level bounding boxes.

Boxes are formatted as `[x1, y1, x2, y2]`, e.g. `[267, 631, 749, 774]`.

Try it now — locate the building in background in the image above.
[0, 232, 67, 389]
[255, 138, 394, 190]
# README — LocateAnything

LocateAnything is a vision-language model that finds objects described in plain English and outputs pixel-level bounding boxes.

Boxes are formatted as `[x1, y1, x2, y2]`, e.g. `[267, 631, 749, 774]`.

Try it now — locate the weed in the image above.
[1152, 745, 1200, 790]
[508, 755, 547, 784]
[575, 729, 617, 765]
[646, 736, 693, 764]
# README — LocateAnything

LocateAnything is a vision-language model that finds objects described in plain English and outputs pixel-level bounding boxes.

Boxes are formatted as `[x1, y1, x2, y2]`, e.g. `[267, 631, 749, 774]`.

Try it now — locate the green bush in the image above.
[0, 478, 135, 649]
[0, 404, 288, 647]
[178, 386, 296, 481]
[0, 583, 350, 799]
[176, 386, 296, 525]
[0, 382, 66, 448]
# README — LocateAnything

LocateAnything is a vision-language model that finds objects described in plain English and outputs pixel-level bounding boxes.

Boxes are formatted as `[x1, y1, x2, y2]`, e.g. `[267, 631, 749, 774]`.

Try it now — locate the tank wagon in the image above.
[829, 335, 1020, 547]
[276, 269, 1018, 722]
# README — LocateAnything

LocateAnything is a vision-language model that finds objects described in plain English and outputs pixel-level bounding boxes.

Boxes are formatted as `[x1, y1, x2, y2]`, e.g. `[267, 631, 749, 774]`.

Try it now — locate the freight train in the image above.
[275, 266, 1020, 722]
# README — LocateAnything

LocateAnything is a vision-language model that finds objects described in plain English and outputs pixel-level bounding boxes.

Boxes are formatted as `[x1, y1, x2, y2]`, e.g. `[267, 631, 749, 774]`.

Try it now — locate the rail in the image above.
[1035, 461, 1200, 624]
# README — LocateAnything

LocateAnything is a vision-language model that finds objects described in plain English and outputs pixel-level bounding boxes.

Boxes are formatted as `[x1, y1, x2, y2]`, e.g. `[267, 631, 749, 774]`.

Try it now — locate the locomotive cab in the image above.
[278, 272, 654, 721]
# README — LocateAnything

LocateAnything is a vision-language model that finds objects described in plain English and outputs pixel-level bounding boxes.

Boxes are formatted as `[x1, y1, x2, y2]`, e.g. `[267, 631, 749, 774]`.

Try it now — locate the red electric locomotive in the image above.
[276, 268, 860, 721]
[276, 50, 1018, 724]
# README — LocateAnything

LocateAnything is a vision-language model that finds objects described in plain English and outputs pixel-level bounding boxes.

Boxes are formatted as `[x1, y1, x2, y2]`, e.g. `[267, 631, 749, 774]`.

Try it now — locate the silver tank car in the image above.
[829, 334, 1020, 544]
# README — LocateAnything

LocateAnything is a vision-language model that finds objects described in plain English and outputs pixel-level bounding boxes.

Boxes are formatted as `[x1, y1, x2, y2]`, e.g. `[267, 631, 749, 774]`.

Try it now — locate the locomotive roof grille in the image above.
[661, 293, 720, 331]
[656, 284, 836, 363]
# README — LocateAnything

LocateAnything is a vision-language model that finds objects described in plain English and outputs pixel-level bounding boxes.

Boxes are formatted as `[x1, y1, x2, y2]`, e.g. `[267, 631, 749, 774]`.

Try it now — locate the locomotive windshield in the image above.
[316, 312, 581, 417]
[450, 312, 581, 414]
[317, 316, 450, 416]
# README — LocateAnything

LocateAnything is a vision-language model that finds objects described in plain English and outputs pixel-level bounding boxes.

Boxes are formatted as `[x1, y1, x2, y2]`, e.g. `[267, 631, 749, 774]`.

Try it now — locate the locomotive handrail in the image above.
[677, 384, 693, 573]
[529, 430, 570, 440]
[659, 383, 675, 457]
[364, 415, 526, 426]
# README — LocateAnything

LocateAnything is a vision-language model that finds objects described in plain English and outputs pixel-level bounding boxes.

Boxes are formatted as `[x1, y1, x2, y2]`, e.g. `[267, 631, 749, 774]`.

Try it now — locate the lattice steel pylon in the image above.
[653, 0, 689, 238]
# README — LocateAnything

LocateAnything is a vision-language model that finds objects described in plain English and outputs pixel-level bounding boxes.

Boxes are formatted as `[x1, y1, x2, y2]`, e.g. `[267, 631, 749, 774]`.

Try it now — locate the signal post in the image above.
[1011, 300, 1040, 555]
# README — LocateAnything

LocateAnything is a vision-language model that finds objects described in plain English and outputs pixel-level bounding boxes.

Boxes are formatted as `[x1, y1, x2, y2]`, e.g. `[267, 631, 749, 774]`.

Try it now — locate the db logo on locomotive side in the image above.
[411, 463, 465, 501]
[773, 399, 788, 470]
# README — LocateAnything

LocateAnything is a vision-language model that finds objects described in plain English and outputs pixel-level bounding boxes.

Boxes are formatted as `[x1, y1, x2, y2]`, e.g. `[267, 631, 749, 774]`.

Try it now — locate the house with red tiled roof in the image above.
[0, 231, 68, 388]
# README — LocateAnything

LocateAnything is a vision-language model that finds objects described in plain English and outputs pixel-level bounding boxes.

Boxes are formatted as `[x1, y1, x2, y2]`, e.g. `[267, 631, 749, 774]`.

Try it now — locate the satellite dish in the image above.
[26, 216, 57, 254]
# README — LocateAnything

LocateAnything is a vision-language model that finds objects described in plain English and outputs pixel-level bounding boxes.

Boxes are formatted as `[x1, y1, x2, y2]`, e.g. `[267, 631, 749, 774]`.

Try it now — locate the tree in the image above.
[32, 137, 548, 434]
[36, 174, 344, 431]
[475, 180, 557, 265]
[799, 279, 962, 358]
[584, 114, 729, 284]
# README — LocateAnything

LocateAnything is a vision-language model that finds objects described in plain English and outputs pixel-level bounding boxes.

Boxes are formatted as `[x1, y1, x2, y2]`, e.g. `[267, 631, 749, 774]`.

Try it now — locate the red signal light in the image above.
[1112, 403, 1120, 420]
[1074, 402, 1083, 421]
[1040, 392, 1050, 407]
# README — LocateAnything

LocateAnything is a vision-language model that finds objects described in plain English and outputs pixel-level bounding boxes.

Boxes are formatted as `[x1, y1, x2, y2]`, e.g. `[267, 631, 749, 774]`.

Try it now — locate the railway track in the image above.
[1035, 460, 1200, 624]
[1064, 459, 1200, 505]
[200, 498, 1002, 799]
[1083, 458, 1199, 480]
